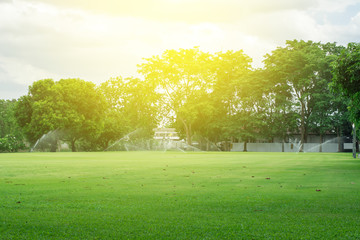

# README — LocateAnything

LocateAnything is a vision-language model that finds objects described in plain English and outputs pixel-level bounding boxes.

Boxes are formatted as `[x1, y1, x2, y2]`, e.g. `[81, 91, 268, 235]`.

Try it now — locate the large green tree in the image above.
[138, 47, 215, 146]
[264, 40, 339, 152]
[332, 42, 360, 127]
[306, 42, 349, 151]
[98, 76, 159, 149]
[252, 69, 297, 151]
[55, 79, 107, 151]
[228, 69, 271, 151]
[15, 79, 58, 145]
[209, 50, 253, 145]
[15, 78, 106, 151]
[183, 50, 253, 150]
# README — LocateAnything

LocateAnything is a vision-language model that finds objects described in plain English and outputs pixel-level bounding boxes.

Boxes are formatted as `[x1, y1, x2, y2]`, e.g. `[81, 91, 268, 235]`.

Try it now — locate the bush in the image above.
[0, 134, 26, 153]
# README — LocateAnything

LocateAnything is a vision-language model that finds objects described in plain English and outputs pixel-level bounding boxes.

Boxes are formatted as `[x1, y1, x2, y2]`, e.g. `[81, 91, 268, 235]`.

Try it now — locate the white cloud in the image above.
[1, 0, 360, 99]
[351, 11, 360, 24]
[0, 1, 148, 82]
[234, 10, 321, 43]
[0, 56, 60, 85]
[313, 0, 360, 12]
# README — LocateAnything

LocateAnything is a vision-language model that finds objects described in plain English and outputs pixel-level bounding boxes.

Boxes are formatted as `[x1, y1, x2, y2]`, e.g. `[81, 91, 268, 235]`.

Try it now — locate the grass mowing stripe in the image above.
[1, 152, 359, 239]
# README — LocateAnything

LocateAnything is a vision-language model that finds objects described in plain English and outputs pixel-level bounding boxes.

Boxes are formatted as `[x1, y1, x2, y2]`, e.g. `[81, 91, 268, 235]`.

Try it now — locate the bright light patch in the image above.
[1, 0, 360, 99]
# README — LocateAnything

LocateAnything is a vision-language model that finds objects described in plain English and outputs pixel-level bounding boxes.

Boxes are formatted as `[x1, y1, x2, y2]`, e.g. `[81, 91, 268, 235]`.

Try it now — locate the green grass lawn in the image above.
[1, 151, 359, 239]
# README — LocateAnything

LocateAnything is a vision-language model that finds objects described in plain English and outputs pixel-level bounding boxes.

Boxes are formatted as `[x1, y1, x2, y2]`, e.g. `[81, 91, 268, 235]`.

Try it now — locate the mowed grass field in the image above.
[1, 152, 360, 239]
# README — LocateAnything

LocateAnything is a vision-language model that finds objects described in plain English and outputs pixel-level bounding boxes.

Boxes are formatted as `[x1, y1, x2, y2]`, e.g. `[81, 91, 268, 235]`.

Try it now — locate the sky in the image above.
[1, 0, 360, 100]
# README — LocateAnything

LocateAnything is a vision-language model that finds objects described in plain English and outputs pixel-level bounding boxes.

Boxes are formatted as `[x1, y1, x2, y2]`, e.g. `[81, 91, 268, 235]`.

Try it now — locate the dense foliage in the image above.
[263, 40, 347, 151]
[332, 42, 360, 127]
[1, 40, 357, 152]
[15, 79, 107, 151]
[0, 100, 26, 152]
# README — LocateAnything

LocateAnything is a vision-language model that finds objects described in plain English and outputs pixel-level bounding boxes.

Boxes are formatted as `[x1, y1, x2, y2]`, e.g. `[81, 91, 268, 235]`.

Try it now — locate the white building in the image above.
[153, 128, 180, 140]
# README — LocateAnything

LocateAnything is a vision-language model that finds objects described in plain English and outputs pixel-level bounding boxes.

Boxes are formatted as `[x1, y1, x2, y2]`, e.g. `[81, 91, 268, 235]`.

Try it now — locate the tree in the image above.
[0, 99, 26, 152]
[0, 100, 24, 139]
[207, 50, 253, 148]
[264, 40, 334, 152]
[332, 42, 360, 126]
[253, 69, 298, 151]
[15, 79, 58, 145]
[305, 42, 349, 152]
[332, 42, 360, 155]
[15, 95, 34, 143]
[138, 47, 215, 146]
[15, 78, 107, 151]
[98, 76, 159, 149]
[229, 69, 271, 151]
[55, 79, 107, 151]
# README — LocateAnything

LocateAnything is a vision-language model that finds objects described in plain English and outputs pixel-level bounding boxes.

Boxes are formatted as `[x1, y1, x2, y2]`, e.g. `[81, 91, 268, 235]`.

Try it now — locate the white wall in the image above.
[231, 143, 339, 152]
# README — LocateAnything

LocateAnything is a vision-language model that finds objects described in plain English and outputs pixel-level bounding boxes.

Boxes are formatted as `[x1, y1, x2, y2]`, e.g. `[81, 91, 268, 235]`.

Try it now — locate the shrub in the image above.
[0, 134, 26, 153]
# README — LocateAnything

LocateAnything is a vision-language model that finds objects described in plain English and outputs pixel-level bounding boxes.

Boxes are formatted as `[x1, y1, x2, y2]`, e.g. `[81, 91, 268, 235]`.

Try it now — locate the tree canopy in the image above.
[332, 42, 360, 127]
[0, 99, 26, 152]
[1, 39, 356, 152]
[263, 40, 348, 151]
[15, 78, 107, 151]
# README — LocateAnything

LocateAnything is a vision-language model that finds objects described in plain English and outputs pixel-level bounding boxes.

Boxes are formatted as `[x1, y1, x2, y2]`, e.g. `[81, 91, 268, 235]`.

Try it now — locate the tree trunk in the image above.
[356, 125, 359, 152]
[186, 125, 192, 146]
[71, 139, 77, 152]
[282, 139, 285, 152]
[180, 117, 192, 146]
[319, 134, 323, 153]
[300, 102, 305, 152]
[337, 127, 341, 152]
[185, 124, 191, 146]
[243, 141, 248, 152]
[189, 123, 192, 146]
[50, 138, 58, 152]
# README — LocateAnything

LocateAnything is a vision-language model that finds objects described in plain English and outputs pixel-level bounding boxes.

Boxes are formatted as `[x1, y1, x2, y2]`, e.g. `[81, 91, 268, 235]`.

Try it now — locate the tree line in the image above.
[0, 40, 359, 152]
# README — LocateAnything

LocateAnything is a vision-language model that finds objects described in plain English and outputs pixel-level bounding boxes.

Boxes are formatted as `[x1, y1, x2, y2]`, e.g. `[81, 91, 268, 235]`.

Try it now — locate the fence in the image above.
[231, 143, 339, 152]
